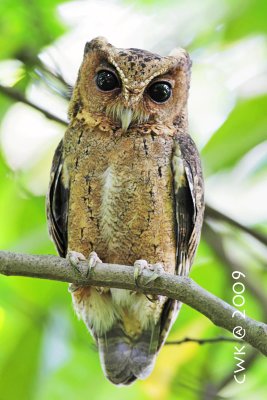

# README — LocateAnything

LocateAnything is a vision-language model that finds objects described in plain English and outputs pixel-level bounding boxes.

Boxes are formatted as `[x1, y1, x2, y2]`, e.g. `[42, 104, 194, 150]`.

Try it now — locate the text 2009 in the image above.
[232, 271, 246, 384]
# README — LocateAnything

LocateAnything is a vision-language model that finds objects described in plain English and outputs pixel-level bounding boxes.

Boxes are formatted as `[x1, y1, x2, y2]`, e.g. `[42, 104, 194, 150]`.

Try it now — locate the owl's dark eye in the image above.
[96, 70, 120, 91]
[147, 81, 172, 103]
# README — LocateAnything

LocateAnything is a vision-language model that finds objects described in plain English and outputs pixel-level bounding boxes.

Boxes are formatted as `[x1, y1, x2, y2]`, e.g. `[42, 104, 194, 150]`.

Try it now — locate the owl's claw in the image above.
[67, 251, 87, 293]
[67, 251, 87, 274]
[68, 283, 80, 293]
[87, 251, 102, 277]
[147, 263, 165, 283]
[134, 260, 164, 286]
[134, 259, 148, 288]
[67, 251, 102, 293]
[134, 259, 164, 302]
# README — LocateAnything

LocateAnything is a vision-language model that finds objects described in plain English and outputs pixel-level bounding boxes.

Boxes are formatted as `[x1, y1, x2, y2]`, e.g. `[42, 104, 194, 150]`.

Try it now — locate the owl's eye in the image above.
[96, 70, 120, 91]
[147, 81, 172, 103]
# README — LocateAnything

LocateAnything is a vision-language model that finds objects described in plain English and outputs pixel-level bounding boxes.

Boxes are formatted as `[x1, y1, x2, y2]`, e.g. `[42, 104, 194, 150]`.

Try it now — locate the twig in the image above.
[203, 222, 267, 312]
[203, 350, 259, 400]
[166, 336, 242, 346]
[205, 205, 267, 247]
[0, 250, 266, 356]
[0, 84, 68, 126]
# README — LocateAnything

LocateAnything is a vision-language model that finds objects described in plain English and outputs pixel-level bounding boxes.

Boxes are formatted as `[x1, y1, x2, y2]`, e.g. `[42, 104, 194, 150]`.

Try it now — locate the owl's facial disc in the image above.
[93, 60, 174, 130]
[74, 38, 192, 131]
[102, 78, 173, 131]
[94, 68, 135, 130]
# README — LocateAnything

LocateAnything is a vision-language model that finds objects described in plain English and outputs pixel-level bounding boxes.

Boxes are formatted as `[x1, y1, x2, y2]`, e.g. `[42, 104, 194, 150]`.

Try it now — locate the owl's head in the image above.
[70, 37, 191, 132]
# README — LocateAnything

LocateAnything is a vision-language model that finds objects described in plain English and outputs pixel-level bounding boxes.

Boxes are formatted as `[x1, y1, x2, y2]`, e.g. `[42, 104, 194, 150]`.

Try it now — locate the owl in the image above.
[47, 37, 204, 385]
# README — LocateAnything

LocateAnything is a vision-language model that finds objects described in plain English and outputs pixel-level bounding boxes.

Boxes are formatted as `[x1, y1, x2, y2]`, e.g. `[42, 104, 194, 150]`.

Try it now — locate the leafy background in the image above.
[0, 0, 266, 399]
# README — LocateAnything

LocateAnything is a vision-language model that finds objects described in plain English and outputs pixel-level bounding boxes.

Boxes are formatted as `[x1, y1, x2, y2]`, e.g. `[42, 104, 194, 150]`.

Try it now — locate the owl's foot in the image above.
[133, 259, 164, 302]
[67, 251, 87, 293]
[134, 260, 164, 286]
[67, 251, 87, 273]
[67, 250, 102, 293]
[87, 253, 110, 294]
[87, 252, 109, 294]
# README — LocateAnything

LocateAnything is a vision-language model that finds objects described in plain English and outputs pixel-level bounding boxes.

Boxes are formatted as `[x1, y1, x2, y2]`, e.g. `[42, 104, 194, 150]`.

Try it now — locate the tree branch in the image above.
[166, 336, 242, 346]
[205, 205, 267, 247]
[0, 250, 266, 356]
[0, 84, 68, 126]
[203, 222, 267, 313]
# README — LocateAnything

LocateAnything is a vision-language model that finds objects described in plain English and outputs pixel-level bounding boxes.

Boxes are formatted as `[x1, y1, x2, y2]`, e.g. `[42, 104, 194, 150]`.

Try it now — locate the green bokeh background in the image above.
[0, 1, 266, 399]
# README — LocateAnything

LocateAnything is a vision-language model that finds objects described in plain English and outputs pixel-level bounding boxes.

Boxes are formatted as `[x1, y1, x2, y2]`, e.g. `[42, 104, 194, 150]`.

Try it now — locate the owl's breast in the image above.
[99, 133, 176, 272]
[66, 130, 176, 273]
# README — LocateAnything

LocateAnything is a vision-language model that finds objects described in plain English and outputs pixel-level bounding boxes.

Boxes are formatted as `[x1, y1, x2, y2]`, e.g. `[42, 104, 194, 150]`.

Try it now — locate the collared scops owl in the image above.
[47, 37, 204, 385]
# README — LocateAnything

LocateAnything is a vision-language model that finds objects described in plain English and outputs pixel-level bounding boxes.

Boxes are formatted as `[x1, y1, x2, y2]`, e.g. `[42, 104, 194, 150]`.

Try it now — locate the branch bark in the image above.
[0, 84, 68, 126]
[0, 250, 266, 356]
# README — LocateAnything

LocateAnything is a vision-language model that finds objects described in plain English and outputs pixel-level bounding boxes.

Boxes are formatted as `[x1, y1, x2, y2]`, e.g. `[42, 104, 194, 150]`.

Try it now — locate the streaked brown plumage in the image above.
[47, 37, 204, 385]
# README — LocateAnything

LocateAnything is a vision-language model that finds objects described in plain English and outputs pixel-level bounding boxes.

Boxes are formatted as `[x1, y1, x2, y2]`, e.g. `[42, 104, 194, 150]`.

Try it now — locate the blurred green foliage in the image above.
[202, 95, 267, 175]
[224, 0, 267, 40]
[0, 0, 266, 399]
[0, 0, 65, 60]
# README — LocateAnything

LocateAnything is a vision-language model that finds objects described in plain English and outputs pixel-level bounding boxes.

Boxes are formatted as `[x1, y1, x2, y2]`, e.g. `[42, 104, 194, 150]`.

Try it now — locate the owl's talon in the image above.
[134, 260, 164, 302]
[67, 251, 87, 275]
[145, 294, 159, 303]
[95, 286, 109, 295]
[68, 283, 80, 293]
[134, 260, 164, 285]
[67, 250, 102, 279]
[87, 251, 102, 277]
[67, 251, 87, 293]
[145, 263, 164, 302]
[68, 252, 103, 293]
[134, 260, 164, 286]
[134, 259, 149, 288]
[146, 263, 165, 285]
[87, 252, 106, 294]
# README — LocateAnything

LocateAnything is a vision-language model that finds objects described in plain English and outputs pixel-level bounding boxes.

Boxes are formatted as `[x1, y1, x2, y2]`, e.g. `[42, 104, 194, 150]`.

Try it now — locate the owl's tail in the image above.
[97, 323, 160, 385]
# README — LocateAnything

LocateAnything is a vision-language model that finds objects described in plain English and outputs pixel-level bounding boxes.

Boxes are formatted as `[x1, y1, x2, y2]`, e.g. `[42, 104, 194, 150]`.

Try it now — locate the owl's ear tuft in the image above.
[84, 37, 110, 56]
[169, 48, 192, 72]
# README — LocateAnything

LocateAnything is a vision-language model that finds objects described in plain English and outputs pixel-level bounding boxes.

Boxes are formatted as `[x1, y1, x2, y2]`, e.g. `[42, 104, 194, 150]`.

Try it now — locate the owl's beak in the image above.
[120, 108, 133, 132]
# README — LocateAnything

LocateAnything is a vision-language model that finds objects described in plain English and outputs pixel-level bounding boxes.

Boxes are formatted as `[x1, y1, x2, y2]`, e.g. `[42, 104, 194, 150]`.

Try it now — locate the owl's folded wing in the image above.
[46, 140, 69, 257]
[173, 133, 205, 275]
[158, 133, 205, 348]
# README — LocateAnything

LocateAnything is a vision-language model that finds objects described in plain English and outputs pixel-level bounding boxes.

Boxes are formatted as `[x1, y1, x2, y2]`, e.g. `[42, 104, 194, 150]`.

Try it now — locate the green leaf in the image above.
[201, 95, 267, 175]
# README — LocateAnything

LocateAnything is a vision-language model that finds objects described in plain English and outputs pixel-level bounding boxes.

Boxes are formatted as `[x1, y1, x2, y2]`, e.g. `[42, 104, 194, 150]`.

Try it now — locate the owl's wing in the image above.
[159, 133, 204, 348]
[173, 133, 205, 276]
[46, 140, 69, 257]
